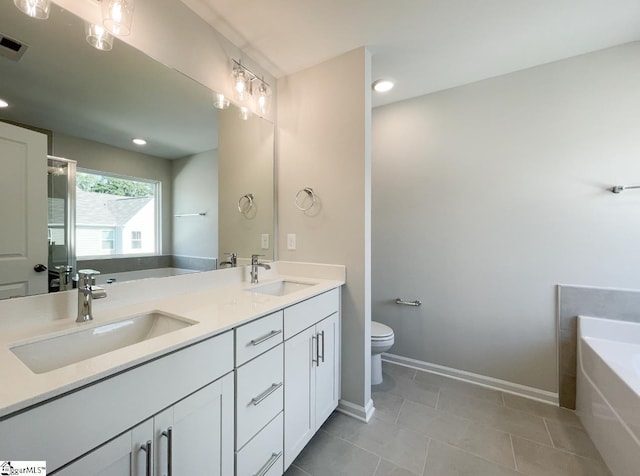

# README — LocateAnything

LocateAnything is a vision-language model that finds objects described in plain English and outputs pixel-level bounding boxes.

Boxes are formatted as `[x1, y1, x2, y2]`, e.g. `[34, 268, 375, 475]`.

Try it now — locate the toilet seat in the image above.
[372, 321, 394, 340]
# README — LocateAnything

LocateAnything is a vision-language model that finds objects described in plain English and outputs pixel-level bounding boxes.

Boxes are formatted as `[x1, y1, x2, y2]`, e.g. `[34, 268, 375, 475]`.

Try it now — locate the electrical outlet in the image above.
[261, 234, 269, 249]
[287, 233, 297, 250]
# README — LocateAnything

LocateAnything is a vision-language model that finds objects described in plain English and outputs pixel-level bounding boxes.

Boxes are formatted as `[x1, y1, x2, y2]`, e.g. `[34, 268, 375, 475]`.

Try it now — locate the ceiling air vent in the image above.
[0, 34, 28, 61]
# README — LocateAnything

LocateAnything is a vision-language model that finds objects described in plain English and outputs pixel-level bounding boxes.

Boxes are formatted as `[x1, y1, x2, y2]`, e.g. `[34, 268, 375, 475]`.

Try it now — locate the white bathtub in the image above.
[93, 267, 198, 285]
[576, 316, 640, 476]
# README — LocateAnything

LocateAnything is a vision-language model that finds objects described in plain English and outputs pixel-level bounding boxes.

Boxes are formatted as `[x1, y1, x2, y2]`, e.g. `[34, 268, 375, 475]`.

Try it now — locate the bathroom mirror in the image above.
[0, 3, 275, 296]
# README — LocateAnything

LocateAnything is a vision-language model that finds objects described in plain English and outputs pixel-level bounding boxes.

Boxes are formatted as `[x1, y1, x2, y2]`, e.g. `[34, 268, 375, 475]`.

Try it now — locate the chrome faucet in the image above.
[219, 252, 238, 268]
[250, 254, 271, 284]
[76, 269, 107, 323]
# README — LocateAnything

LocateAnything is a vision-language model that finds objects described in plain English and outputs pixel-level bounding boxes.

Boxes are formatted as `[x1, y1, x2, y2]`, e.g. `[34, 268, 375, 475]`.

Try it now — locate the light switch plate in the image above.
[261, 234, 269, 249]
[287, 234, 296, 250]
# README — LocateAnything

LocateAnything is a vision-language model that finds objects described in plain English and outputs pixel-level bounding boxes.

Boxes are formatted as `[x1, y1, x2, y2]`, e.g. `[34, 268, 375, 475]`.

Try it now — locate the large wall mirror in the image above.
[0, 3, 275, 298]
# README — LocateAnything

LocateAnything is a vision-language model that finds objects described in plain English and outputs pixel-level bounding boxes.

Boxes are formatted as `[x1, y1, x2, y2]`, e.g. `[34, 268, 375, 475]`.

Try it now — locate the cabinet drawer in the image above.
[236, 412, 283, 476]
[236, 310, 283, 366]
[284, 288, 339, 339]
[236, 344, 284, 449]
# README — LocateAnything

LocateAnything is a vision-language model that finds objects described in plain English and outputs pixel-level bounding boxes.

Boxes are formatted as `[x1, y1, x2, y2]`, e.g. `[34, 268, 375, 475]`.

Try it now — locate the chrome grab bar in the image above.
[251, 382, 283, 406]
[396, 298, 422, 307]
[250, 329, 282, 346]
[253, 451, 282, 476]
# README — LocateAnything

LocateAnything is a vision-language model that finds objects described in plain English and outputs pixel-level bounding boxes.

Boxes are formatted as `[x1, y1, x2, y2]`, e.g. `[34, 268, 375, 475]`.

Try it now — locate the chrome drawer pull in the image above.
[253, 451, 282, 476]
[312, 334, 318, 365]
[251, 382, 283, 406]
[139, 440, 152, 476]
[250, 329, 282, 346]
[319, 330, 325, 363]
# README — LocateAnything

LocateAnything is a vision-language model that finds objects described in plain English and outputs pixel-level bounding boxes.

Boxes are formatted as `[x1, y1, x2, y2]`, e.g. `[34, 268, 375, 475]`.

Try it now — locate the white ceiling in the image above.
[181, 0, 640, 107]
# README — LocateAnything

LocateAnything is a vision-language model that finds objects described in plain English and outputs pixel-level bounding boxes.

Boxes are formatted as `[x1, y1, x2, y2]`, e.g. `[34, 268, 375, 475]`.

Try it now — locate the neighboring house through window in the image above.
[76, 170, 160, 257]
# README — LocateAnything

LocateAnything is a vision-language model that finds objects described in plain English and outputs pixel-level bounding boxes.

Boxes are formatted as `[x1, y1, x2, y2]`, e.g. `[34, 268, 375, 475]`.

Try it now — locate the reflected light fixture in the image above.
[239, 106, 252, 121]
[0, 99, 9, 108]
[231, 59, 271, 115]
[213, 92, 230, 110]
[85, 22, 114, 51]
[372, 79, 394, 93]
[132, 138, 146, 145]
[13, 0, 51, 19]
[102, 0, 135, 36]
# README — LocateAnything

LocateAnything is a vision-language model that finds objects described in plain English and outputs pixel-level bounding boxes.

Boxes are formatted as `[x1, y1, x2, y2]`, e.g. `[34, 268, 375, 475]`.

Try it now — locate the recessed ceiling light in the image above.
[372, 79, 394, 93]
[132, 138, 147, 146]
[0, 98, 8, 108]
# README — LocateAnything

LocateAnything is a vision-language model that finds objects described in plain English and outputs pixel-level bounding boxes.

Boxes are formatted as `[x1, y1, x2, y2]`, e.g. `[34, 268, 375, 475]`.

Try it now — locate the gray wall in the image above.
[278, 48, 373, 418]
[372, 42, 640, 394]
[172, 149, 219, 258]
[53, 132, 173, 255]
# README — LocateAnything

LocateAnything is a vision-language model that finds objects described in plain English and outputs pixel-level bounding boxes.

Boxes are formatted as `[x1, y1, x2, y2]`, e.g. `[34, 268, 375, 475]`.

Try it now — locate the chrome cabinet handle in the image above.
[161, 426, 173, 476]
[250, 329, 282, 346]
[319, 330, 325, 364]
[253, 451, 282, 476]
[251, 382, 283, 406]
[312, 335, 318, 366]
[139, 440, 152, 476]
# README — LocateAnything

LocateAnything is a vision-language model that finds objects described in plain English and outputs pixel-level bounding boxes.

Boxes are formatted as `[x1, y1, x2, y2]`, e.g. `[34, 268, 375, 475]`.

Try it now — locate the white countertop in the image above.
[0, 262, 345, 418]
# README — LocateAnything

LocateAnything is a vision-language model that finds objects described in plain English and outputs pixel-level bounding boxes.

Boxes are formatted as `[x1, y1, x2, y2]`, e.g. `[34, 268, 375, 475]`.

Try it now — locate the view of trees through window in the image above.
[76, 171, 159, 257]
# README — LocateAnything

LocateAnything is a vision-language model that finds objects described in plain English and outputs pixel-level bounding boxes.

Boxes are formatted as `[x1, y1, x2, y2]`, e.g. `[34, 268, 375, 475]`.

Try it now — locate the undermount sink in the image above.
[248, 280, 314, 296]
[11, 311, 197, 374]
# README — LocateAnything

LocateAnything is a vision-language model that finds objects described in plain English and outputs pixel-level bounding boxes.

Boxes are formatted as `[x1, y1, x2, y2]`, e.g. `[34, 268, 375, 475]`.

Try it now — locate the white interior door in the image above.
[0, 122, 48, 298]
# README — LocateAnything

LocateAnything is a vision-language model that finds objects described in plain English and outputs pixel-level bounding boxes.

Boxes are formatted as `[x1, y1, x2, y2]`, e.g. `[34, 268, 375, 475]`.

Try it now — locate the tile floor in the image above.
[284, 361, 611, 476]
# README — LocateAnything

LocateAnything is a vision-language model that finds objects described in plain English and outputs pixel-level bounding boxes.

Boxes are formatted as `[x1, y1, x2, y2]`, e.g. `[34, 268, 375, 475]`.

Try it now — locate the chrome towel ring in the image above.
[238, 193, 254, 214]
[295, 187, 317, 211]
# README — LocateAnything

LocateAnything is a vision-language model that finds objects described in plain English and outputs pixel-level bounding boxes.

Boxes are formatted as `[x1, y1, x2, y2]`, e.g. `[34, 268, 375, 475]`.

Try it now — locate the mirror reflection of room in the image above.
[0, 2, 274, 297]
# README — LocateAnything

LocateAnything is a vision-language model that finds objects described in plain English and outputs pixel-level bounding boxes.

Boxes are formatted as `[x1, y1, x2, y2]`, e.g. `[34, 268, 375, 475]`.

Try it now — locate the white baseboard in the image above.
[337, 398, 375, 422]
[382, 353, 559, 406]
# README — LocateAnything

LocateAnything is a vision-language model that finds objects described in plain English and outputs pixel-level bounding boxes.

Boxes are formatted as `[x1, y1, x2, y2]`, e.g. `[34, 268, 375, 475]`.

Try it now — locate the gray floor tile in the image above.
[423, 439, 521, 476]
[545, 420, 604, 461]
[374, 459, 421, 476]
[512, 435, 612, 476]
[503, 393, 581, 427]
[371, 388, 405, 423]
[294, 430, 380, 476]
[284, 464, 312, 476]
[374, 371, 439, 408]
[414, 371, 503, 405]
[396, 400, 515, 469]
[321, 412, 429, 475]
[436, 389, 552, 445]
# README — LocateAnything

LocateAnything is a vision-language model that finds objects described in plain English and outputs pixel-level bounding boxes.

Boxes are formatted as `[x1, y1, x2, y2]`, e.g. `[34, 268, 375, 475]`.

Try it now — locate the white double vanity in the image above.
[0, 262, 344, 475]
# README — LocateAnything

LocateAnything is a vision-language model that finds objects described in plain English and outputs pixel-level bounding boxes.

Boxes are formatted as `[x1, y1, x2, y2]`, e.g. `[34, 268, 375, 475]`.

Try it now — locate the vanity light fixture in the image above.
[0, 99, 9, 108]
[13, 0, 51, 19]
[132, 138, 146, 145]
[85, 22, 114, 52]
[102, 0, 135, 37]
[372, 79, 394, 93]
[231, 59, 271, 115]
[213, 92, 230, 110]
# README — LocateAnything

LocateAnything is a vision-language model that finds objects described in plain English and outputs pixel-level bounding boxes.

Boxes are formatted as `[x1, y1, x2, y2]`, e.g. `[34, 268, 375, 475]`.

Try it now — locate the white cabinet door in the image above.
[284, 326, 316, 469]
[0, 122, 48, 299]
[57, 419, 154, 476]
[154, 373, 234, 476]
[315, 313, 339, 427]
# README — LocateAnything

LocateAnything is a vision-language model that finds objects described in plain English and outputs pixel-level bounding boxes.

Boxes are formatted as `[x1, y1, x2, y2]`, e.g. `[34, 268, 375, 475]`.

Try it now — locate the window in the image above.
[76, 170, 160, 257]
[101, 230, 115, 250]
[131, 231, 142, 249]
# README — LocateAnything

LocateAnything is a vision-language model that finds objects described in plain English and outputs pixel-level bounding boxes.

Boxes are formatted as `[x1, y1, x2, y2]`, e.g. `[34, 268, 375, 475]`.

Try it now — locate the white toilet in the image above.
[371, 321, 395, 385]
